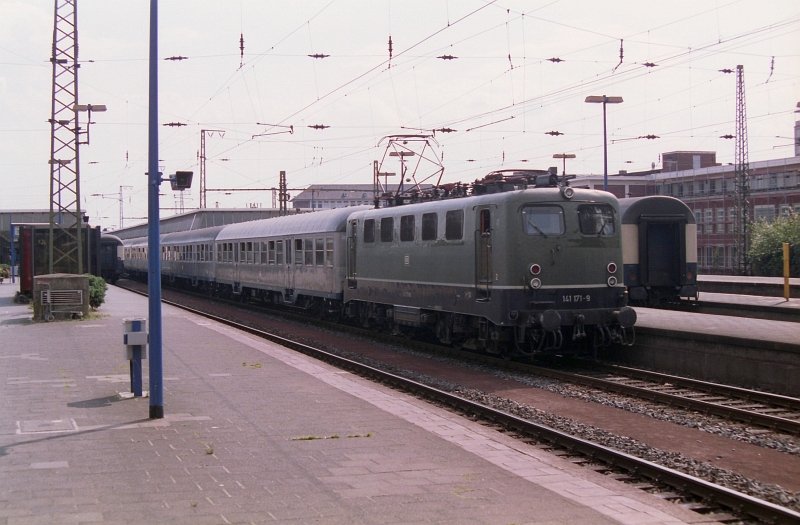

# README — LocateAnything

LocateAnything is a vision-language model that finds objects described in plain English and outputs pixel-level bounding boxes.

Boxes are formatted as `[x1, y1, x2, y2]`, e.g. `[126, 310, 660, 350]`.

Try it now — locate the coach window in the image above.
[522, 206, 564, 236]
[304, 239, 314, 265]
[577, 204, 615, 236]
[400, 215, 415, 242]
[268, 241, 276, 264]
[315, 238, 325, 265]
[364, 219, 375, 243]
[276, 240, 284, 265]
[380, 217, 393, 242]
[295, 239, 304, 265]
[325, 237, 334, 267]
[421, 212, 437, 241]
[445, 210, 463, 240]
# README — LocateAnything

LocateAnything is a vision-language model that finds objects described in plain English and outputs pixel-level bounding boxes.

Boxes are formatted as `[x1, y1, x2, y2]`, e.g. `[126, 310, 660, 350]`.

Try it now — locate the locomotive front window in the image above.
[522, 206, 564, 236]
[578, 204, 616, 236]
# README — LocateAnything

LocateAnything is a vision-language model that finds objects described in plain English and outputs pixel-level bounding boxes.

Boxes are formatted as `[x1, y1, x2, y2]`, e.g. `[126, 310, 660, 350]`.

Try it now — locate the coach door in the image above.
[475, 208, 492, 301]
[346, 220, 358, 288]
[642, 218, 683, 287]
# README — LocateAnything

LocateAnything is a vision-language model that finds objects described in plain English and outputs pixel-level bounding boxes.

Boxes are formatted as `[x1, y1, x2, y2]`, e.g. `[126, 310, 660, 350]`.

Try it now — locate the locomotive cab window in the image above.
[578, 204, 616, 236]
[522, 206, 564, 236]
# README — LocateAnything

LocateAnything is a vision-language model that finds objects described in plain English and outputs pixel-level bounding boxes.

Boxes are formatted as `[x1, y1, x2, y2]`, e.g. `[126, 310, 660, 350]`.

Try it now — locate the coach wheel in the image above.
[359, 304, 372, 328]
[435, 316, 453, 346]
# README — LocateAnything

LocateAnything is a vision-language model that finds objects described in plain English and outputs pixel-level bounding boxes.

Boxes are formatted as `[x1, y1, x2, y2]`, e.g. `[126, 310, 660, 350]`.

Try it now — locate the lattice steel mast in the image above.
[733, 64, 751, 275]
[48, 0, 82, 274]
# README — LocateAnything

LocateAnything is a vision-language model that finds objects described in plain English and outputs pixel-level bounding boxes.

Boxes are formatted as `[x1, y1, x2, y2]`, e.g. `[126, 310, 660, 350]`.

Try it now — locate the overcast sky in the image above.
[1, 0, 799, 229]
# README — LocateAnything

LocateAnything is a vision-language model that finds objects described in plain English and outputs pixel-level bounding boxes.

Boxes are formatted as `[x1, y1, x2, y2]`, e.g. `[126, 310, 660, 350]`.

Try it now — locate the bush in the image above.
[87, 274, 108, 309]
[748, 213, 800, 276]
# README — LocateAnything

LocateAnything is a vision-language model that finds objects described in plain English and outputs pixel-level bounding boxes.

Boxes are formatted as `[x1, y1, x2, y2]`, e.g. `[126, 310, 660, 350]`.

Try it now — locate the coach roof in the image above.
[216, 205, 372, 241]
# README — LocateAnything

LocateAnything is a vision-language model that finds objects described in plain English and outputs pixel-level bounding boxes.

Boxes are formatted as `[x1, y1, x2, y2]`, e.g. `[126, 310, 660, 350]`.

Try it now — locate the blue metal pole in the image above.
[602, 98, 609, 191]
[147, 0, 164, 419]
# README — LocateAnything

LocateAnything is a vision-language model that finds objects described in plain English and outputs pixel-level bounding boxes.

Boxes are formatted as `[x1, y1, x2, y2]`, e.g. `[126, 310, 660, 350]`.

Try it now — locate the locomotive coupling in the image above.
[614, 306, 637, 328]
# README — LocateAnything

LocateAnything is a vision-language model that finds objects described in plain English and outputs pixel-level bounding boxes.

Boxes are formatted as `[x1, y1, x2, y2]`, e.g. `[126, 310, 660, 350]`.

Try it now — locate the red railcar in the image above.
[16, 224, 101, 296]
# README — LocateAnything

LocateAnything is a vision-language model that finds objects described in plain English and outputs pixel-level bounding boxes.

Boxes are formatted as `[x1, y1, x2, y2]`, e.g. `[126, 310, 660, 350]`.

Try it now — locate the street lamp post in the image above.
[585, 95, 623, 191]
[552, 153, 576, 176]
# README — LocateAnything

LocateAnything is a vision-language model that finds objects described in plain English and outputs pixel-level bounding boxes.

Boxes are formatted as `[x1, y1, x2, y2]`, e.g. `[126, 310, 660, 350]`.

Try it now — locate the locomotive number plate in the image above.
[561, 294, 591, 303]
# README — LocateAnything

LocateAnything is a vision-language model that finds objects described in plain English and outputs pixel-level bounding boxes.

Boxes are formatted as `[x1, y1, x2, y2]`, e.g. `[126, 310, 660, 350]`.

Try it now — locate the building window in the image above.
[754, 205, 776, 222]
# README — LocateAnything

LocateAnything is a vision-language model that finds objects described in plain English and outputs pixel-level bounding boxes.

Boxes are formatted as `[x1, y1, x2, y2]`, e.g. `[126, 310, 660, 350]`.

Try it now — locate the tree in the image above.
[748, 213, 800, 276]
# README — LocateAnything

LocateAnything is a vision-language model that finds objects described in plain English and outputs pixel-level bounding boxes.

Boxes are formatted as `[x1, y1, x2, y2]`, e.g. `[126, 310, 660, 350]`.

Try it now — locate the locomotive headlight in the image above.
[529, 263, 542, 275]
[530, 277, 542, 289]
[560, 186, 575, 199]
[607, 262, 617, 274]
[607, 276, 618, 287]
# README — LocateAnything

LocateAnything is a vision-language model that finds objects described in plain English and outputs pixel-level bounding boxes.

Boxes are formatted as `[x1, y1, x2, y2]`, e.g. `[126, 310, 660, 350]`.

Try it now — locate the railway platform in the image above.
[0, 281, 715, 524]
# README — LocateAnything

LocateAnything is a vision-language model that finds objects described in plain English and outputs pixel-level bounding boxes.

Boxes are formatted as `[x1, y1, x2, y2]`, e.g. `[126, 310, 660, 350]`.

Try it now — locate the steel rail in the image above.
[527, 364, 800, 436]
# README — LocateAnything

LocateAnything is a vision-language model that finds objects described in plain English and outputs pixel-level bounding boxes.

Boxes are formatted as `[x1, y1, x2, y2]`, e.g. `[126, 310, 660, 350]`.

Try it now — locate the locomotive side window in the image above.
[577, 204, 616, 236]
[445, 210, 463, 240]
[400, 215, 415, 242]
[522, 206, 564, 236]
[364, 219, 375, 243]
[421, 212, 437, 240]
[380, 217, 394, 242]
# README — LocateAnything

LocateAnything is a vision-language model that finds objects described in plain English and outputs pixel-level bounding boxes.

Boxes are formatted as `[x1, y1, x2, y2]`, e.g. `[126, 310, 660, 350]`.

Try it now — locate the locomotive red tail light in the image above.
[529, 263, 542, 275]
[607, 262, 617, 274]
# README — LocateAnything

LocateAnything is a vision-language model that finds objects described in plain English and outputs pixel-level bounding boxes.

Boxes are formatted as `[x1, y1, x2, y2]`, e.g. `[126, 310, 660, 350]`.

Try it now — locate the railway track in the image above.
[117, 282, 800, 523]
[528, 361, 800, 436]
